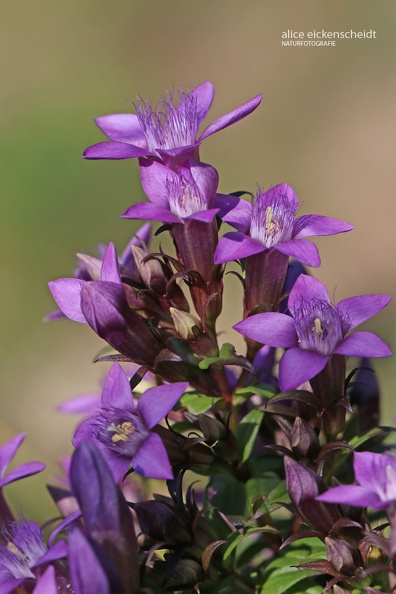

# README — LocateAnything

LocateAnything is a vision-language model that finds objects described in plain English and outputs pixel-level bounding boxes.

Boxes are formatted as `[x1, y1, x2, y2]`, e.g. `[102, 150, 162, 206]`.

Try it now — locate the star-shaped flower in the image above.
[234, 274, 391, 391]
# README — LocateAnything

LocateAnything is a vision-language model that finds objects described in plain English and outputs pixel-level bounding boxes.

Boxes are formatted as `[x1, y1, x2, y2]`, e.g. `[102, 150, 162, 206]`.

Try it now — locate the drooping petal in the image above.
[334, 331, 392, 358]
[94, 114, 147, 146]
[278, 347, 328, 391]
[336, 294, 392, 333]
[199, 94, 262, 141]
[316, 485, 382, 508]
[0, 462, 46, 487]
[191, 81, 215, 128]
[288, 275, 330, 316]
[121, 202, 181, 224]
[293, 214, 354, 239]
[138, 382, 188, 430]
[275, 239, 320, 267]
[101, 363, 134, 410]
[0, 433, 26, 477]
[214, 232, 265, 264]
[132, 433, 173, 479]
[234, 313, 298, 348]
[213, 193, 252, 233]
[83, 141, 150, 160]
[48, 279, 87, 323]
[100, 243, 121, 284]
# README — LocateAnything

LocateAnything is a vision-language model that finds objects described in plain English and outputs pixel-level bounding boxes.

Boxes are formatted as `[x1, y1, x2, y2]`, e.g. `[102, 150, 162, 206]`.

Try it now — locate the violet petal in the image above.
[133, 433, 173, 480]
[199, 94, 262, 141]
[83, 141, 149, 160]
[100, 243, 121, 284]
[0, 433, 26, 477]
[316, 485, 382, 508]
[101, 363, 134, 411]
[94, 113, 146, 146]
[275, 239, 320, 267]
[139, 158, 177, 206]
[0, 462, 46, 487]
[234, 313, 298, 348]
[48, 279, 87, 323]
[68, 527, 112, 594]
[138, 382, 188, 430]
[293, 214, 354, 239]
[32, 566, 57, 594]
[214, 232, 265, 264]
[121, 202, 181, 224]
[213, 193, 252, 233]
[192, 81, 215, 127]
[334, 331, 392, 358]
[336, 294, 392, 333]
[288, 275, 330, 316]
[279, 347, 328, 391]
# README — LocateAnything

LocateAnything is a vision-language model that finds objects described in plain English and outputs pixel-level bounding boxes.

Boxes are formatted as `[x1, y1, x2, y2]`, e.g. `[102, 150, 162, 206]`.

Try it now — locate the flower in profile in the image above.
[73, 363, 188, 481]
[122, 159, 219, 225]
[0, 519, 67, 594]
[83, 82, 261, 165]
[214, 183, 353, 266]
[316, 451, 396, 510]
[234, 274, 391, 391]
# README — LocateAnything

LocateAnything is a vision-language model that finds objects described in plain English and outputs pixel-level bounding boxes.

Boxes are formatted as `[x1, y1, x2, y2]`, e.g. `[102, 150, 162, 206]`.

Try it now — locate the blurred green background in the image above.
[2, 0, 396, 520]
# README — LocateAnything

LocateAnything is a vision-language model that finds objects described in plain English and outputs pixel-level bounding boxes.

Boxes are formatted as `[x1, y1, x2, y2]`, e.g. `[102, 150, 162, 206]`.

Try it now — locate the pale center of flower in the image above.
[250, 190, 297, 247]
[0, 521, 46, 579]
[293, 298, 344, 356]
[136, 90, 198, 153]
[166, 178, 207, 219]
[107, 420, 135, 443]
[377, 463, 396, 502]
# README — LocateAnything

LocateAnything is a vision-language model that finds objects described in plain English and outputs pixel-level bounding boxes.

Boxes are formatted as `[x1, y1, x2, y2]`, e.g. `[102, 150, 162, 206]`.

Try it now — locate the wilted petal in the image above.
[94, 113, 146, 146]
[334, 331, 392, 358]
[279, 347, 328, 391]
[138, 382, 188, 429]
[83, 141, 149, 160]
[133, 433, 173, 479]
[234, 312, 298, 348]
[293, 214, 354, 239]
[275, 239, 320, 267]
[214, 232, 265, 263]
[199, 94, 262, 141]
[288, 275, 330, 315]
[336, 294, 392, 333]
[48, 279, 86, 323]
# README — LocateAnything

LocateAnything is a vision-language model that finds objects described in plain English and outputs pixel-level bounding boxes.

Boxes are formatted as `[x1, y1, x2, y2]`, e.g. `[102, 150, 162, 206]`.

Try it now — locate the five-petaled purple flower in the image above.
[316, 451, 396, 510]
[214, 183, 353, 266]
[234, 274, 391, 391]
[83, 82, 261, 166]
[73, 363, 188, 481]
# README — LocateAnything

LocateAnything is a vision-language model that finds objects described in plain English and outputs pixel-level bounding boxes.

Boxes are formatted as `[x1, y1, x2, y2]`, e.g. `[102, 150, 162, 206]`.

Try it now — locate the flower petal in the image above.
[139, 158, 176, 206]
[101, 363, 134, 410]
[33, 566, 58, 594]
[333, 331, 392, 358]
[189, 159, 219, 197]
[94, 113, 146, 146]
[192, 81, 215, 127]
[316, 485, 382, 508]
[199, 94, 262, 141]
[0, 462, 46, 487]
[213, 193, 252, 233]
[121, 202, 181, 224]
[336, 294, 392, 332]
[293, 215, 354, 239]
[138, 382, 188, 429]
[68, 526, 114, 594]
[133, 433, 173, 479]
[288, 275, 330, 316]
[353, 451, 396, 489]
[58, 394, 101, 414]
[120, 222, 152, 273]
[214, 232, 265, 264]
[83, 141, 149, 160]
[186, 208, 219, 223]
[100, 243, 121, 284]
[234, 313, 298, 348]
[275, 239, 320, 267]
[48, 279, 86, 323]
[0, 433, 26, 477]
[279, 348, 328, 391]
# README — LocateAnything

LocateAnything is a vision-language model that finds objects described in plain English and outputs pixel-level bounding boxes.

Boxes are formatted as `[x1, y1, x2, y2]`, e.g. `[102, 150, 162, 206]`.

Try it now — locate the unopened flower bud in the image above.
[325, 536, 361, 576]
[290, 417, 319, 459]
[170, 307, 202, 340]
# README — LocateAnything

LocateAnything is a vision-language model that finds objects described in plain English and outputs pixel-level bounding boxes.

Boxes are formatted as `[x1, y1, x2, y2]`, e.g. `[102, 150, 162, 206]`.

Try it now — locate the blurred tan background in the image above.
[1, 0, 396, 520]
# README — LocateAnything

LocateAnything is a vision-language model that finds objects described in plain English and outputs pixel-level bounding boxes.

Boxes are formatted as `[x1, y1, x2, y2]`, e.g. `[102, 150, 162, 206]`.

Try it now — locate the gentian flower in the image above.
[83, 82, 262, 165]
[316, 451, 396, 510]
[0, 519, 67, 594]
[73, 363, 188, 481]
[214, 183, 353, 267]
[234, 274, 391, 391]
[0, 433, 45, 489]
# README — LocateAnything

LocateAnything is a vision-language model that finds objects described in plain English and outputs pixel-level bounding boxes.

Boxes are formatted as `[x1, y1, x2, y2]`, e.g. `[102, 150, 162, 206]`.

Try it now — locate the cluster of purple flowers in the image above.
[3, 81, 395, 593]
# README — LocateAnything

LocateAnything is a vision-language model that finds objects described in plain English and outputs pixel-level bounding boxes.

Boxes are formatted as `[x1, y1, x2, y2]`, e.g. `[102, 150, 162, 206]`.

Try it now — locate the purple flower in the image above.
[0, 433, 45, 489]
[316, 451, 396, 510]
[214, 183, 353, 266]
[83, 82, 261, 165]
[0, 519, 67, 594]
[234, 274, 391, 391]
[73, 363, 188, 481]
[122, 158, 220, 225]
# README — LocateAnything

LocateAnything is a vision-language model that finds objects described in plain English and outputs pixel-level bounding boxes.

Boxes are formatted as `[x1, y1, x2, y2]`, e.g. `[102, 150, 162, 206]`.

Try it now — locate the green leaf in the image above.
[180, 392, 221, 414]
[234, 384, 276, 399]
[234, 409, 264, 464]
[260, 567, 319, 594]
[348, 426, 396, 449]
[252, 479, 290, 517]
[199, 343, 254, 372]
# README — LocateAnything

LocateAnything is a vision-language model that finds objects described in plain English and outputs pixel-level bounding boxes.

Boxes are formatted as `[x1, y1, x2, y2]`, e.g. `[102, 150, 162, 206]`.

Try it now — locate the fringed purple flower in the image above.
[234, 274, 391, 391]
[214, 183, 353, 267]
[73, 363, 188, 481]
[316, 451, 396, 510]
[83, 82, 261, 166]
